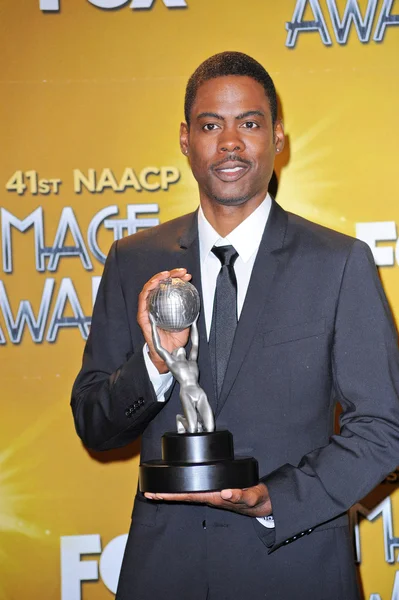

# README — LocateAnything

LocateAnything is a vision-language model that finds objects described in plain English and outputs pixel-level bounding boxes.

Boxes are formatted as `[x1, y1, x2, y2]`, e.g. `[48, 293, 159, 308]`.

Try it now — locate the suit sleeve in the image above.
[261, 240, 399, 551]
[71, 240, 171, 451]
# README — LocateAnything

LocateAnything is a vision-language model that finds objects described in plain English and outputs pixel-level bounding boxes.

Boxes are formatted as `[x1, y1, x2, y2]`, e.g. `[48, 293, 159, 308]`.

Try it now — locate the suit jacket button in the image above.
[125, 405, 134, 417]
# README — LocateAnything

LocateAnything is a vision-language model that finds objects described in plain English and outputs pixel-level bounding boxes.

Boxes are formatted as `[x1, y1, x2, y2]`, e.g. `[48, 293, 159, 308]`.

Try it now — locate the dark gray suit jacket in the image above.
[72, 201, 399, 600]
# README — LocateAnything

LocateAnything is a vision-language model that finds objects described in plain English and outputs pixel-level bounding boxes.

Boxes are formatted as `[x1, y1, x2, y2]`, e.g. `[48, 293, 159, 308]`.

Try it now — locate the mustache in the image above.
[211, 154, 252, 170]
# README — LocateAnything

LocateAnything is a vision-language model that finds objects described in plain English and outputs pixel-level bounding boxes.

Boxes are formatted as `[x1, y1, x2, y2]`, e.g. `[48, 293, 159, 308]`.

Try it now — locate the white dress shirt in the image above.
[198, 194, 271, 336]
[143, 194, 274, 527]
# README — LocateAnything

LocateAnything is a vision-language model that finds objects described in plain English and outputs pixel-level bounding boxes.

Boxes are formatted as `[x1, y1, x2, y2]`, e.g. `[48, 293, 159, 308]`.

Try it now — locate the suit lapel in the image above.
[216, 201, 288, 417]
[174, 211, 217, 413]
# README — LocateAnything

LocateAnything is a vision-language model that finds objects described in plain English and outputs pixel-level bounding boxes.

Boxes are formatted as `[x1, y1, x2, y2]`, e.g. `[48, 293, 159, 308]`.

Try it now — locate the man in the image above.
[71, 52, 399, 599]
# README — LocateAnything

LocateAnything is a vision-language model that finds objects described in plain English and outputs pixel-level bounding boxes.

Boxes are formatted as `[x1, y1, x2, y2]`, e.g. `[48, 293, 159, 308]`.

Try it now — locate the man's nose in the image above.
[217, 128, 244, 153]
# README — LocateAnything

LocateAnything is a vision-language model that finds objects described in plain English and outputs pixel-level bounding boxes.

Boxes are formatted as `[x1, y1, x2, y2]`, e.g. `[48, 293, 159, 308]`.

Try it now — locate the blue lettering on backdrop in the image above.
[0, 205, 159, 344]
[286, 0, 399, 47]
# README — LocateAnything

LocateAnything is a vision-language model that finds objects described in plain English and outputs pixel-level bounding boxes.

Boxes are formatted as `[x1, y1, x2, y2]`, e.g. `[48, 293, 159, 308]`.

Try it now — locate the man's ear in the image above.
[274, 120, 285, 154]
[180, 122, 189, 156]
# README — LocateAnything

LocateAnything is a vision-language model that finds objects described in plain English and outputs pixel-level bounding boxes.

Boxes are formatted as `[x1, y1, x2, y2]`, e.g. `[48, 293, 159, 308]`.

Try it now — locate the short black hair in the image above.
[184, 51, 278, 127]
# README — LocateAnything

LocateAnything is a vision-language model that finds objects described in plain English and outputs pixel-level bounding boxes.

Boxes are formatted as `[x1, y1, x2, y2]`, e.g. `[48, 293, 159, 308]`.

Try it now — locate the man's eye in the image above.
[203, 123, 219, 131]
[242, 121, 259, 129]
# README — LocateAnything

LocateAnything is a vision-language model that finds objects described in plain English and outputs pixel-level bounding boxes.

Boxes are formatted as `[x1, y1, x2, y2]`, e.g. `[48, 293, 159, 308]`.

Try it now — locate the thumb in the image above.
[220, 489, 243, 503]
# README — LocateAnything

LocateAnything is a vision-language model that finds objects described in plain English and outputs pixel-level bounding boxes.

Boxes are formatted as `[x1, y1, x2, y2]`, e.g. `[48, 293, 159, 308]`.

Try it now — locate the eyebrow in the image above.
[236, 110, 265, 120]
[196, 112, 224, 120]
[196, 110, 265, 121]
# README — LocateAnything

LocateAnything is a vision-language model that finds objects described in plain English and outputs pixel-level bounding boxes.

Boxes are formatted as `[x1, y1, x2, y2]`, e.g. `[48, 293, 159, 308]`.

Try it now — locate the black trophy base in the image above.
[139, 430, 259, 493]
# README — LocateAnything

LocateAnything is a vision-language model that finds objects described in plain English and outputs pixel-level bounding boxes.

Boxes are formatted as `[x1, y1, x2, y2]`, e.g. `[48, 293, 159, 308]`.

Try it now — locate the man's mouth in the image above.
[213, 161, 250, 182]
[219, 166, 244, 173]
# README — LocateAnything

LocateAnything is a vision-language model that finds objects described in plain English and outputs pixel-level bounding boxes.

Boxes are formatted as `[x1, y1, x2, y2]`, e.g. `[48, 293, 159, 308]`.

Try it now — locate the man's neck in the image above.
[200, 193, 267, 238]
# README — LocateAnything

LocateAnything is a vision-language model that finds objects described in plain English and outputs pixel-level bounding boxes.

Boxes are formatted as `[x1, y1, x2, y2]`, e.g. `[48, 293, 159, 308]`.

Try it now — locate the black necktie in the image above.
[209, 245, 239, 399]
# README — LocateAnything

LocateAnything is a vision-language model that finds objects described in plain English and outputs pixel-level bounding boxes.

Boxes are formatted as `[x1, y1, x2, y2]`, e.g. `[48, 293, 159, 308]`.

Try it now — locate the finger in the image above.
[140, 269, 192, 305]
[144, 493, 167, 501]
[139, 269, 191, 306]
[139, 275, 168, 311]
[138, 271, 170, 318]
[152, 493, 197, 502]
[169, 268, 192, 281]
[142, 271, 171, 293]
[229, 485, 266, 508]
[147, 492, 219, 504]
[169, 267, 187, 276]
[220, 488, 244, 503]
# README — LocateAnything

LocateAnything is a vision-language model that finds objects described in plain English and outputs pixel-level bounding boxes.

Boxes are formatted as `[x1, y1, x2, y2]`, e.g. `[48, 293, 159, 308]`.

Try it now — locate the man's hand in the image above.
[144, 483, 272, 518]
[137, 268, 192, 373]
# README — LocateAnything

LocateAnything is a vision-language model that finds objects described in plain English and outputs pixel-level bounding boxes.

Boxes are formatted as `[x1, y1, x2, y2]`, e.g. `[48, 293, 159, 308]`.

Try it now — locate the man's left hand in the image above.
[144, 483, 272, 518]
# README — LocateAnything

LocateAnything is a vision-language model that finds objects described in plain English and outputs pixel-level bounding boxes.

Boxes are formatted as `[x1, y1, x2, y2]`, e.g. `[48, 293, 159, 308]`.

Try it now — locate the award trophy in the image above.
[139, 278, 259, 493]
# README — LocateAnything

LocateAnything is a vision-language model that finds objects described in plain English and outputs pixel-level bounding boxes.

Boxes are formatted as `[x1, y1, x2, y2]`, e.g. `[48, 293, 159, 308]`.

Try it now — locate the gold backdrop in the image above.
[1, 1, 399, 598]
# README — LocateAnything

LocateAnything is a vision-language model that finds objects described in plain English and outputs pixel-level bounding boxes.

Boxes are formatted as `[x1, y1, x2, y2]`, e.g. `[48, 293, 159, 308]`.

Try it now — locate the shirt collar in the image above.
[198, 194, 272, 264]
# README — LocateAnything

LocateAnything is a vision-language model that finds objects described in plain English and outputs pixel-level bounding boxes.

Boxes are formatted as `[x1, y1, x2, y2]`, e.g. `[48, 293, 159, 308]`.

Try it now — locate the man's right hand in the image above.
[137, 268, 192, 374]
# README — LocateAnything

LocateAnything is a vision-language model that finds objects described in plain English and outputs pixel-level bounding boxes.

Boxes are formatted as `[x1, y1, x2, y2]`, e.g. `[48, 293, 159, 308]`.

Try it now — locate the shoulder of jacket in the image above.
[115, 211, 196, 254]
[286, 211, 358, 253]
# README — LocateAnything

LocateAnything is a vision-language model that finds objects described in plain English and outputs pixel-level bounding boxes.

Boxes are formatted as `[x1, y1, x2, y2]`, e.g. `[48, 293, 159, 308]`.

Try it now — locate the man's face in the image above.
[180, 75, 284, 208]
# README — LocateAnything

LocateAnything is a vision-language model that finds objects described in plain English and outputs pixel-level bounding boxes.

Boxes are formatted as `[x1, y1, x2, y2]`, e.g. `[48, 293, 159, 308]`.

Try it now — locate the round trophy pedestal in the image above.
[139, 430, 259, 493]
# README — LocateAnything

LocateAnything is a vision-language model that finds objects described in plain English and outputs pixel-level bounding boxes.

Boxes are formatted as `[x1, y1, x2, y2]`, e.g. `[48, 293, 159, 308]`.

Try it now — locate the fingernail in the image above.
[161, 271, 169, 274]
[145, 493, 155, 500]
[221, 489, 233, 499]
[155, 494, 164, 500]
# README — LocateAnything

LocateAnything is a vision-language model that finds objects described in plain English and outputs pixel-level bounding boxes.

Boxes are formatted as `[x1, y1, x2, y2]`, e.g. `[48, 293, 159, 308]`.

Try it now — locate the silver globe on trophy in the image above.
[139, 277, 259, 493]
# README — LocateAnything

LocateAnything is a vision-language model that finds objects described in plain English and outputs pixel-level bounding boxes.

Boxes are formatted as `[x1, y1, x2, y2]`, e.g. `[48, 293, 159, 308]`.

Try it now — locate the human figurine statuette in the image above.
[149, 313, 215, 434]
[140, 278, 258, 493]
